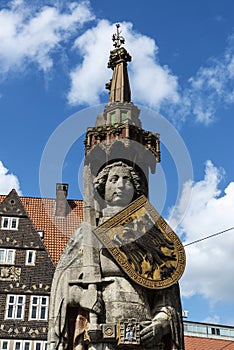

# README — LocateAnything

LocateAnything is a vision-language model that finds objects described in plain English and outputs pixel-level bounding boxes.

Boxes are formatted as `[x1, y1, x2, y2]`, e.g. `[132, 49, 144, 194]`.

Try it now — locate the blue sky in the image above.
[1, 0, 234, 326]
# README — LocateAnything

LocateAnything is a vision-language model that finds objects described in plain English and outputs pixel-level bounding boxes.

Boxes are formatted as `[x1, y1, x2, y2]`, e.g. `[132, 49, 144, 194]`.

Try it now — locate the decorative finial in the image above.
[112, 23, 125, 48]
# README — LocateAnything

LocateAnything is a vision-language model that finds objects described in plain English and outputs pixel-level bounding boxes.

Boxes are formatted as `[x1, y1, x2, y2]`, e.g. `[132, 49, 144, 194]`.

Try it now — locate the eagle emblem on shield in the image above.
[94, 196, 186, 289]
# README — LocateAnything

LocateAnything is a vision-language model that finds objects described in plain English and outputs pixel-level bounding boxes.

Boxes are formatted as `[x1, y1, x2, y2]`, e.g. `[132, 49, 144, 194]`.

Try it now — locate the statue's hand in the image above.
[140, 314, 170, 348]
[92, 291, 104, 315]
[69, 285, 104, 316]
[79, 289, 104, 315]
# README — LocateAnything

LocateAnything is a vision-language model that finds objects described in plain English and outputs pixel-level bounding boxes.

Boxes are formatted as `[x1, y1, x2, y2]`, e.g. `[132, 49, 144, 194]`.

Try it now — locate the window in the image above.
[35, 343, 42, 350]
[13, 342, 31, 350]
[14, 342, 21, 350]
[29, 296, 49, 320]
[0, 249, 15, 264]
[37, 230, 44, 239]
[1, 340, 9, 350]
[2, 218, 9, 229]
[11, 218, 18, 229]
[1, 217, 19, 230]
[211, 327, 220, 336]
[23, 342, 31, 350]
[25, 250, 36, 265]
[5, 295, 25, 319]
[34, 342, 47, 350]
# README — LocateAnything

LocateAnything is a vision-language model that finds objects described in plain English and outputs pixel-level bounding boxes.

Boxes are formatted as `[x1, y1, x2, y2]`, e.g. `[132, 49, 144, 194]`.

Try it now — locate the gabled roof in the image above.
[0, 189, 29, 217]
[0, 192, 83, 265]
[184, 336, 234, 350]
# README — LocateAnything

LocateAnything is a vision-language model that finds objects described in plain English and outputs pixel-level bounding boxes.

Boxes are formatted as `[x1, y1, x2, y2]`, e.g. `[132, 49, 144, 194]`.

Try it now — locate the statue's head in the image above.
[94, 161, 147, 208]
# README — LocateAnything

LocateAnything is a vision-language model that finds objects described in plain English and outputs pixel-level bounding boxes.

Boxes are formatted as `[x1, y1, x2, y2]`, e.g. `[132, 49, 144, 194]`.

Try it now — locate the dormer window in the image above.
[1, 217, 19, 230]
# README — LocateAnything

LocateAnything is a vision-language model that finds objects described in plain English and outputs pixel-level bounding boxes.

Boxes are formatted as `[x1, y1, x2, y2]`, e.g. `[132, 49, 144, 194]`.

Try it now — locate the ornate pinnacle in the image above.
[106, 23, 131, 103]
[108, 24, 131, 70]
[112, 23, 125, 48]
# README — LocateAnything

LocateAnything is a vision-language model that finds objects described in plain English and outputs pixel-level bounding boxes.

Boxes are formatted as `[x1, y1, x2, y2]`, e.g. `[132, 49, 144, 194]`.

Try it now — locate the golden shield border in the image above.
[94, 195, 186, 289]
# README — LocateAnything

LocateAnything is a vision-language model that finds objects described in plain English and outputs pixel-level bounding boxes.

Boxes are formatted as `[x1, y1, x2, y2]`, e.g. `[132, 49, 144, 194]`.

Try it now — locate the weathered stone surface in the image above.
[48, 162, 184, 350]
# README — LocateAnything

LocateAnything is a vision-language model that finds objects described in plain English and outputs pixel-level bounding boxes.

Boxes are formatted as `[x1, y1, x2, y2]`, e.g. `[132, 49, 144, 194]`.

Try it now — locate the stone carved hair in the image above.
[94, 161, 147, 201]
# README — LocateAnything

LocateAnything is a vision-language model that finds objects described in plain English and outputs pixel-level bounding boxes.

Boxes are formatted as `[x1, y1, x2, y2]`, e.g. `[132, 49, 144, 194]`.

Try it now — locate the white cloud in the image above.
[168, 161, 234, 303]
[67, 19, 112, 105]
[125, 22, 179, 107]
[67, 20, 180, 107]
[67, 19, 234, 125]
[0, 161, 21, 195]
[0, 0, 94, 75]
[1, 1, 234, 125]
[202, 315, 221, 325]
[170, 34, 234, 125]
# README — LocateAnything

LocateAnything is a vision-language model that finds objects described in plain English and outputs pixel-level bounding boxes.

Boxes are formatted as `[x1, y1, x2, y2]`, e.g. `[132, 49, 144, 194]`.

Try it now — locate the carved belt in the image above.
[102, 318, 141, 346]
[95, 319, 165, 349]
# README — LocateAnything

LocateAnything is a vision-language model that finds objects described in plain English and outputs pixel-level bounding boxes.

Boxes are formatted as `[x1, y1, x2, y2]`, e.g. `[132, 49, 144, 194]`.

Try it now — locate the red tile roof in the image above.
[0, 194, 84, 265]
[184, 336, 234, 350]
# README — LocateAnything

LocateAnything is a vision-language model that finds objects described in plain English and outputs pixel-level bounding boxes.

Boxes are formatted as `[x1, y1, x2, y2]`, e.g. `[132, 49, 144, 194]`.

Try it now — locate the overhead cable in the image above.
[183, 226, 234, 247]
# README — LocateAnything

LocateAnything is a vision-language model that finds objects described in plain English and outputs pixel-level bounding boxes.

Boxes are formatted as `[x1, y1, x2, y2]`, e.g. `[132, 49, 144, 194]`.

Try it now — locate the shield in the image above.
[94, 195, 186, 289]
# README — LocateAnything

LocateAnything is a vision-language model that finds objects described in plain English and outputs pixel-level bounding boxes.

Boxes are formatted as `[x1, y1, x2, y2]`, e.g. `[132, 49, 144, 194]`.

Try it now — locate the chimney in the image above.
[55, 183, 69, 217]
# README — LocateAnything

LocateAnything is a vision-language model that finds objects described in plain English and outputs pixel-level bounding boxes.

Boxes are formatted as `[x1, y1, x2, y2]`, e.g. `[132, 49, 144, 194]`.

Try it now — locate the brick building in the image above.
[0, 185, 83, 350]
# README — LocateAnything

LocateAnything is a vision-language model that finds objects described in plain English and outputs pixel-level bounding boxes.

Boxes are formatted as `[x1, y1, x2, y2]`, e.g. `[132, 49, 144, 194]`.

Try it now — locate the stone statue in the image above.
[94, 161, 147, 222]
[48, 161, 184, 350]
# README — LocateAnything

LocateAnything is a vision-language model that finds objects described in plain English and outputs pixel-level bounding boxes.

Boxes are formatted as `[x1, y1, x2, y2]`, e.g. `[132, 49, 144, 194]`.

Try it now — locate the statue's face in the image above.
[105, 166, 134, 207]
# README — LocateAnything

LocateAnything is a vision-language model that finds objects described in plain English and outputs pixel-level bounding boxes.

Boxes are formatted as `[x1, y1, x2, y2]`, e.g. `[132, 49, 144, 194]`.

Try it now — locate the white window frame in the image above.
[1, 217, 19, 230]
[25, 250, 36, 265]
[13, 341, 31, 350]
[22, 341, 31, 350]
[5, 295, 25, 320]
[29, 296, 49, 321]
[0, 249, 15, 264]
[14, 342, 21, 350]
[34, 342, 47, 350]
[1, 340, 9, 350]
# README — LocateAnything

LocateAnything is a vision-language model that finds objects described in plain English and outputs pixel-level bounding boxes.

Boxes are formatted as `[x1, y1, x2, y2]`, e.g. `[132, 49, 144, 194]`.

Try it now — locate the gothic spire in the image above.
[106, 24, 131, 104]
